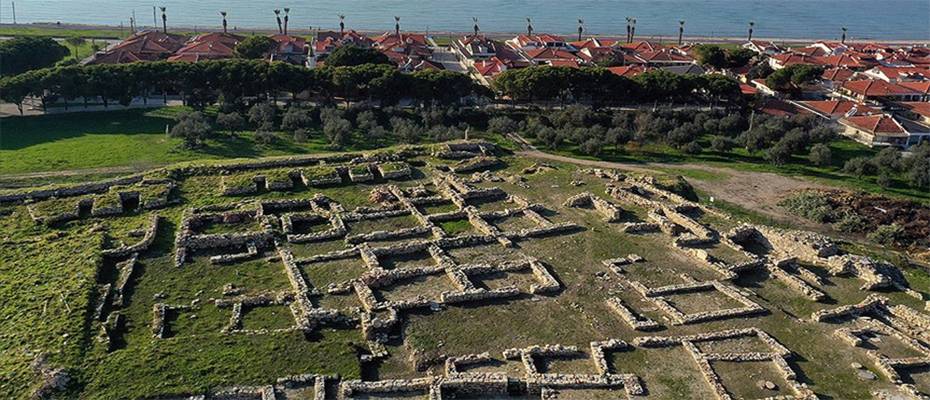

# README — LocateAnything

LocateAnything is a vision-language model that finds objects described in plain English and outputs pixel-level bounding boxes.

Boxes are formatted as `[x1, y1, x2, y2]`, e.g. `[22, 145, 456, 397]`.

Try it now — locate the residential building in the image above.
[743, 40, 785, 55]
[898, 102, 930, 124]
[839, 113, 930, 147]
[313, 30, 374, 58]
[840, 80, 924, 102]
[269, 35, 310, 66]
[87, 30, 187, 64]
[796, 100, 878, 119]
[168, 32, 243, 62]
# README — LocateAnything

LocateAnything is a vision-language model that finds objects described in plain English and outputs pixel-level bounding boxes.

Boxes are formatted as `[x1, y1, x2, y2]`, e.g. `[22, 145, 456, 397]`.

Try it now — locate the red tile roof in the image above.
[868, 66, 930, 81]
[636, 49, 693, 64]
[525, 47, 577, 61]
[898, 81, 930, 95]
[739, 83, 758, 95]
[791, 46, 828, 57]
[759, 98, 804, 117]
[89, 30, 187, 64]
[843, 114, 907, 135]
[169, 32, 243, 62]
[474, 57, 508, 77]
[900, 102, 930, 118]
[822, 68, 856, 82]
[771, 53, 820, 67]
[548, 59, 579, 68]
[842, 80, 921, 97]
[798, 100, 877, 117]
[607, 65, 647, 78]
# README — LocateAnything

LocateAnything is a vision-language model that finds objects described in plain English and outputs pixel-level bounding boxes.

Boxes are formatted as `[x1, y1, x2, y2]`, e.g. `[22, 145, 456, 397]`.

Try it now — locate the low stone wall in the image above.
[606, 297, 660, 331]
[563, 192, 623, 222]
[811, 294, 888, 322]
[102, 214, 161, 258]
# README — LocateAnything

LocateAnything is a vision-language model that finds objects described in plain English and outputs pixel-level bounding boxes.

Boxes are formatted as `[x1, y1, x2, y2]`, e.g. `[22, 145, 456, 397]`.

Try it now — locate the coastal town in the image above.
[54, 14, 930, 149]
[3, 6, 930, 400]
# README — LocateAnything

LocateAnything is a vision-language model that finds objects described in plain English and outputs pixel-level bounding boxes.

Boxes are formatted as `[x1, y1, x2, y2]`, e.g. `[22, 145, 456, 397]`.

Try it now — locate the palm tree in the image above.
[220, 11, 228, 33]
[625, 17, 632, 43]
[274, 9, 282, 34]
[577, 18, 584, 41]
[526, 17, 533, 36]
[748, 21, 755, 41]
[160, 7, 167, 33]
[473, 17, 479, 36]
[841, 26, 848, 44]
[678, 20, 685, 46]
[630, 18, 637, 43]
[394, 16, 400, 36]
[339, 14, 345, 34]
[283, 8, 290, 35]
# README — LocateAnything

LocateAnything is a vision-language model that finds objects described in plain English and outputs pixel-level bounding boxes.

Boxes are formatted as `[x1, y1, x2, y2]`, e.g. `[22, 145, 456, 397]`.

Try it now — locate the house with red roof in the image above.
[373, 31, 432, 68]
[898, 102, 930, 125]
[313, 30, 374, 58]
[819, 67, 858, 90]
[168, 32, 243, 63]
[268, 35, 310, 66]
[453, 34, 500, 60]
[769, 53, 820, 70]
[839, 113, 930, 147]
[87, 30, 188, 65]
[840, 80, 924, 103]
[796, 100, 878, 119]
[898, 81, 930, 101]
[522, 47, 581, 66]
[743, 40, 785, 55]
[635, 48, 694, 66]
[607, 65, 648, 78]
[507, 33, 574, 52]
[862, 66, 930, 82]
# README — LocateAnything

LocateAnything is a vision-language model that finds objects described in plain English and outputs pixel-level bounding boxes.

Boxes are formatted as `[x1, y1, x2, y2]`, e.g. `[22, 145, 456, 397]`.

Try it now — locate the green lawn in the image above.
[0, 107, 398, 176]
[0, 25, 128, 40]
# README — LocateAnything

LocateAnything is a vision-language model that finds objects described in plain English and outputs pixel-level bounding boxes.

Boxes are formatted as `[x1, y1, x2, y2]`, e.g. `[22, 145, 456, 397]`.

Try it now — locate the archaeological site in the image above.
[4, 140, 930, 400]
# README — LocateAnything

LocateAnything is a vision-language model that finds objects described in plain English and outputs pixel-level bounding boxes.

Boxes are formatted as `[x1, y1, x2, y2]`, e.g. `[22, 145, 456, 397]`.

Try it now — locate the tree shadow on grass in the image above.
[0, 109, 172, 150]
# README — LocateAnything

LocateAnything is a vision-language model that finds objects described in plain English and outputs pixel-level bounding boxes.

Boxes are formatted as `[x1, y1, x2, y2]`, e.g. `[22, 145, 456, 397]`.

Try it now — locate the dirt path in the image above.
[517, 149, 829, 229]
[0, 165, 159, 188]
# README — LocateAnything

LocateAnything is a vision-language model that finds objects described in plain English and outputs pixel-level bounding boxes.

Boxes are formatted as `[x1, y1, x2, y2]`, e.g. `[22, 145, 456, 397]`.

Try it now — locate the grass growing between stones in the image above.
[3, 148, 927, 399]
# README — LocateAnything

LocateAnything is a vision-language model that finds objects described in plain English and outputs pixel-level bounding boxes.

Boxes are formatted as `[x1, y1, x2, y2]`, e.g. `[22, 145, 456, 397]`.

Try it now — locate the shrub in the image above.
[682, 141, 702, 154]
[487, 116, 518, 134]
[779, 191, 835, 223]
[765, 140, 794, 165]
[216, 112, 245, 131]
[877, 172, 894, 188]
[355, 110, 379, 131]
[170, 111, 213, 148]
[255, 130, 277, 144]
[293, 129, 309, 143]
[867, 224, 904, 246]
[710, 136, 734, 152]
[843, 157, 877, 177]
[281, 107, 313, 132]
[248, 103, 276, 129]
[323, 117, 352, 148]
[808, 143, 832, 167]
[391, 117, 424, 144]
[833, 212, 869, 233]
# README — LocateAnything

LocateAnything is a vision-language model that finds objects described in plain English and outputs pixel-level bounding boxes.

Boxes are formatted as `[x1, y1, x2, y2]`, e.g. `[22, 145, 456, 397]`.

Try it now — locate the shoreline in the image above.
[2, 22, 929, 45]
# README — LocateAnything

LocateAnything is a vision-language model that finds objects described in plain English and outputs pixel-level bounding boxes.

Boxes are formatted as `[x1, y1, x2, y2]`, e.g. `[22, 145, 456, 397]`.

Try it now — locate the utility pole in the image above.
[153, 6, 157, 26]
[12, 1, 16, 25]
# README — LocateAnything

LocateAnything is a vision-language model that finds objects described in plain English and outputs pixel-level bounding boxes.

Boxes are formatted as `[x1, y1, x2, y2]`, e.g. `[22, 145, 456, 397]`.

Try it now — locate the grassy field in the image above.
[0, 107, 411, 176]
[2, 147, 929, 398]
[0, 24, 129, 40]
[525, 134, 930, 203]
